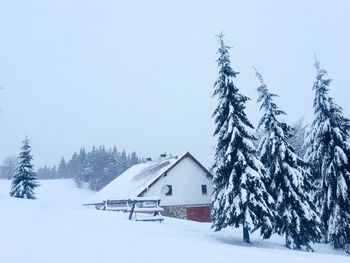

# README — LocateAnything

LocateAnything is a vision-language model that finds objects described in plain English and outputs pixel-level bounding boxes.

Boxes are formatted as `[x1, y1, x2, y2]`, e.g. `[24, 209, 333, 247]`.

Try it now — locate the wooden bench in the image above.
[128, 199, 164, 222]
[135, 214, 164, 222]
[101, 200, 131, 212]
[84, 198, 165, 222]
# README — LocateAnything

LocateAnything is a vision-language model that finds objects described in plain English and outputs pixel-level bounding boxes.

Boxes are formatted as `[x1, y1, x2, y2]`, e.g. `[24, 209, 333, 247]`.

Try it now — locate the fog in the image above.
[0, 0, 349, 167]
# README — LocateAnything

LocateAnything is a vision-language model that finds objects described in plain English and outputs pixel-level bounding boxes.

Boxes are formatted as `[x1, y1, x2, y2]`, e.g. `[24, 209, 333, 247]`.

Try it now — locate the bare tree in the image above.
[288, 118, 307, 158]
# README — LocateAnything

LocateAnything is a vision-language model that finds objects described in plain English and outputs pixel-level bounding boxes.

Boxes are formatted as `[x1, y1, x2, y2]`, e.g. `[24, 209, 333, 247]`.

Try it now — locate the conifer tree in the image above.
[68, 146, 141, 191]
[304, 60, 350, 252]
[58, 157, 68, 178]
[75, 148, 91, 188]
[255, 70, 322, 251]
[67, 152, 78, 179]
[211, 33, 274, 243]
[10, 137, 39, 199]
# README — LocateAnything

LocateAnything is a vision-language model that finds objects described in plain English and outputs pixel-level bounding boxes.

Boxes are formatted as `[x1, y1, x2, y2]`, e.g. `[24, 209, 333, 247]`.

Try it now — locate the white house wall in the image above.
[143, 156, 212, 206]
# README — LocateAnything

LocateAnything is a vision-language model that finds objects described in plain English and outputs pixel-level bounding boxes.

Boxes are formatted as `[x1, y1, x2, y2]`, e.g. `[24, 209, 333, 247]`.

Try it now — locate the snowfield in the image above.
[0, 179, 347, 263]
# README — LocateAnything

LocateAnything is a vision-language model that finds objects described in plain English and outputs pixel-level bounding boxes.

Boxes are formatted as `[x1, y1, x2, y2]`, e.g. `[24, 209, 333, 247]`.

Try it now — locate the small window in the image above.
[164, 185, 172, 196]
[201, 185, 207, 195]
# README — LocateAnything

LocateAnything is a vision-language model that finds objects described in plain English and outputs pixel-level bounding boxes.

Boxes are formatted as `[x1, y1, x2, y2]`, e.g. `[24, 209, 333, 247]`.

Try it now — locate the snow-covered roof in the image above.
[89, 153, 190, 203]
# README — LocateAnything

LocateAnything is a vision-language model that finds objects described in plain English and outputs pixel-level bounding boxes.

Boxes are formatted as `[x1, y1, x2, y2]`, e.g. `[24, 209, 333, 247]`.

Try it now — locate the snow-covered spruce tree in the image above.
[211, 33, 274, 243]
[10, 137, 39, 199]
[255, 70, 322, 251]
[304, 60, 350, 251]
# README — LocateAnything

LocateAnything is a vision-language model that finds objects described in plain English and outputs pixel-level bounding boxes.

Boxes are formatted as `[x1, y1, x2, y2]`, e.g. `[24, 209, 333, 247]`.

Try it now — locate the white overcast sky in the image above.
[0, 0, 349, 168]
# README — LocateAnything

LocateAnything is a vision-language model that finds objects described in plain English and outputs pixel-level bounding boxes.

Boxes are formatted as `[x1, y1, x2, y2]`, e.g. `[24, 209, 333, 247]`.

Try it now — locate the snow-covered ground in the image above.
[0, 179, 347, 263]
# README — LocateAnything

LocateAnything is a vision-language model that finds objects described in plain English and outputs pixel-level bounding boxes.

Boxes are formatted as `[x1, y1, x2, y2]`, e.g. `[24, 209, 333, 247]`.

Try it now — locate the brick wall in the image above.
[186, 206, 211, 222]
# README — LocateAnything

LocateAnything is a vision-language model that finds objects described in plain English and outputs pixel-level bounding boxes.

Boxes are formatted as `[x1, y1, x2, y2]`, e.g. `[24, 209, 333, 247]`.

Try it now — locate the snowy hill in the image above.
[0, 179, 347, 263]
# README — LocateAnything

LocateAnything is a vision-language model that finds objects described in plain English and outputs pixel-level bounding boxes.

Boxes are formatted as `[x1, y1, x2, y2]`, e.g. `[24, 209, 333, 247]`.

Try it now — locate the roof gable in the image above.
[138, 152, 212, 197]
[168, 152, 212, 178]
[89, 152, 212, 203]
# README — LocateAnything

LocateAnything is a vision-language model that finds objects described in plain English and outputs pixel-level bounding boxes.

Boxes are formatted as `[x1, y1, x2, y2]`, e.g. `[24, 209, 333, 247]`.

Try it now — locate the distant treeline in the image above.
[36, 146, 142, 191]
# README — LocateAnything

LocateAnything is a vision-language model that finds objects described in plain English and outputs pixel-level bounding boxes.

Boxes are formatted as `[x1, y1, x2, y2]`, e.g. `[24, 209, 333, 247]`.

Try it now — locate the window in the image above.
[164, 185, 172, 196]
[201, 185, 207, 195]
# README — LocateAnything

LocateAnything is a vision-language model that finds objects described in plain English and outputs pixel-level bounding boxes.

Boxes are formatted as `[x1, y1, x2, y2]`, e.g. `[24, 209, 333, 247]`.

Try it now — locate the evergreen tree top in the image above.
[312, 60, 334, 116]
[213, 34, 254, 143]
[214, 32, 239, 80]
[59, 157, 66, 165]
[18, 136, 34, 164]
[306, 60, 350, 155]
[312, 59, 350, 128]
[313, 59, 331, 92]
[255, 69, 287, 135]
[256, 70, 297, 163]
[21, 136, 32, 150]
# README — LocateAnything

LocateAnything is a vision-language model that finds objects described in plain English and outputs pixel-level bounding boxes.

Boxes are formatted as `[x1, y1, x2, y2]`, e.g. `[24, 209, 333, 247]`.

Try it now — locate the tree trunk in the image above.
[323, 229, 329, 243]
[243, 226, 250, 243]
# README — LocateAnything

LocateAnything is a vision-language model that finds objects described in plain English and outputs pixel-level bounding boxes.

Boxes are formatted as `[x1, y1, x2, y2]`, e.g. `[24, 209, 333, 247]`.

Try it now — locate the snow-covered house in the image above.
[90, 152, 213, 222]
